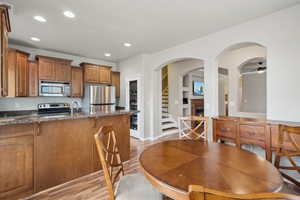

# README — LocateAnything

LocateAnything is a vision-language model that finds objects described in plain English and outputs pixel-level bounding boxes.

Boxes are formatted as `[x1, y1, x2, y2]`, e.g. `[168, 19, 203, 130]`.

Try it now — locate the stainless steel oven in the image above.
[39, 81, 71, 97]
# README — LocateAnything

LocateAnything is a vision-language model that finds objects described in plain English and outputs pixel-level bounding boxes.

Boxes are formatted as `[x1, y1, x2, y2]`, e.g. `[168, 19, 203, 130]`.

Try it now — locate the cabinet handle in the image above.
[247, 131, 256, 136]
[220, 127, 230, 132]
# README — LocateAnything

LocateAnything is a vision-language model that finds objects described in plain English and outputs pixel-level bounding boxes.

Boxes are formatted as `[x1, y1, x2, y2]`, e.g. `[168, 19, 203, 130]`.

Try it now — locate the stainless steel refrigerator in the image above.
[83, 85, 116, 113]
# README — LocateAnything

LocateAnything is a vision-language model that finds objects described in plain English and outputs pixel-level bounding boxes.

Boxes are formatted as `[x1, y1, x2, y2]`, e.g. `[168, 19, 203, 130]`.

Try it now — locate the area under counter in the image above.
[0, 113, 131, 200]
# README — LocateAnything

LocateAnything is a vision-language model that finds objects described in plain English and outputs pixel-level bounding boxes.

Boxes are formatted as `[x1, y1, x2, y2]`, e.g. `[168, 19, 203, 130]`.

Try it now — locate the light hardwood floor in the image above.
[24, 134, 299, 200]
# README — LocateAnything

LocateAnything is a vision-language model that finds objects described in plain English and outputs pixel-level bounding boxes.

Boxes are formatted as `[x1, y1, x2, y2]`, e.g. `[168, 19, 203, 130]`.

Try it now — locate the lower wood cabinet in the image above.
[0, 124, 34, 200]
[36, 119, 94, 192]
[0, 115, 130, 199]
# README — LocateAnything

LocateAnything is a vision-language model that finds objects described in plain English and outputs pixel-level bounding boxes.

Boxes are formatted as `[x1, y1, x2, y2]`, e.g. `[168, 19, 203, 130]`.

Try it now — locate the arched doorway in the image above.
[154, 58, 205, 136]
[216, 42, 267, 118]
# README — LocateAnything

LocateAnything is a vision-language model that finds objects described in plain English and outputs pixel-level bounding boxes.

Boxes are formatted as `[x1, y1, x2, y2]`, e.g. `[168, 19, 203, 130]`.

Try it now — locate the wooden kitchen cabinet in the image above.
[7, 49, 29, 97]
[0, 5, 11, 97]
[99, 66, 111, 84]
[82, 62, 112, 84]
[37, 56, 56, 81]
[71, 67, 83, 97]
[37, 56, 72, 82]
[111, 71, 120, 97]
[82, 63, 99, 83]
[56, 61, 71, 82]
[0, 124, 35, 200]
[28, 61, 38, 96]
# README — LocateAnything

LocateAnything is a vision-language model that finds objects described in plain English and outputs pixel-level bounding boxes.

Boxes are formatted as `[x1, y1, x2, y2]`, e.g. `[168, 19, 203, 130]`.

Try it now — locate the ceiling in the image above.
[4, 0, 300, 62]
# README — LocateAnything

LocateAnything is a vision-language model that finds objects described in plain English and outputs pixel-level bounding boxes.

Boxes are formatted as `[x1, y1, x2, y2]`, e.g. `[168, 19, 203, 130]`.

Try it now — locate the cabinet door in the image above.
[71, 67, 83, 97]
[0, 135, 34, 199]
[99, 66, 111, 84]
[16, 52, 28, 97]
[7, 49, 16, 97]
[38, 59, 56, 81]
[28, 62, 38, 97]
[1, 13, 8, 97]
[36, 119, 93, 192]
[56, 62, 71, 82]
[111, 71, 120, 97]
[84, 64, 99, 83]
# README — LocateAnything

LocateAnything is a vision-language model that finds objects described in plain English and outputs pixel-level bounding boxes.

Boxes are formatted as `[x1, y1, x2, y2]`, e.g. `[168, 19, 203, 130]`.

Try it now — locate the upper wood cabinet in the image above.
[99, 66, 111, 84]
[81, 63, 112, 84]
[71, 67, 83, 97]
[7, 49, 29, 97]
[28, 61, 38, 97]
[38, 57, 55, 81]
[37, 56, 72, 82]
[0, 5, 11, 97]
[56, 61, 71, 82]
[111, 71, 120, 97]
[82, 63, 99, 83]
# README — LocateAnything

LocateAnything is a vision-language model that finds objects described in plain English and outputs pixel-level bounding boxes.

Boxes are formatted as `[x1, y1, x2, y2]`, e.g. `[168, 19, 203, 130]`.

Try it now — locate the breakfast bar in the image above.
[0, 111, 134, 200]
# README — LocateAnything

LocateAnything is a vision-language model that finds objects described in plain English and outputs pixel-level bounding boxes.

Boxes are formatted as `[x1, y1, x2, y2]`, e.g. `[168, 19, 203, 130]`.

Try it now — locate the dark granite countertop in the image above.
[0, 110, 138, 126]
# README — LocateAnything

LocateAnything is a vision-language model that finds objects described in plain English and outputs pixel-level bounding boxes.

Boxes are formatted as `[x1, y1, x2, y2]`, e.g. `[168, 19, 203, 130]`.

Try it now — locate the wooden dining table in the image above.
[139, 140, 283, 200]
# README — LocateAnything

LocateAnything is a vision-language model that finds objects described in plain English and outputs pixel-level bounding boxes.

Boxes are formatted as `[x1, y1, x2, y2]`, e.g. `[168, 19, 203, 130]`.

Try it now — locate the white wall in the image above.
[0, 44, 117, 111]
[218, 45, 266, 117]
[119, 4, 300, 139]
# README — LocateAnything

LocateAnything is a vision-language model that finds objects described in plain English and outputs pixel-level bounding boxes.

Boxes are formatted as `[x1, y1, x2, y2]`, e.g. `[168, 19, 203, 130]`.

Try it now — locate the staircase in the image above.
[161, 66, 178, 135]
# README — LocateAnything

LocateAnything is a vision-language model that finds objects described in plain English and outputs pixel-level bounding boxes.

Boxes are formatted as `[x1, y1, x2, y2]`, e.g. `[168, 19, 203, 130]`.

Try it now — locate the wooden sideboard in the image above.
[213, 116, 300, 162]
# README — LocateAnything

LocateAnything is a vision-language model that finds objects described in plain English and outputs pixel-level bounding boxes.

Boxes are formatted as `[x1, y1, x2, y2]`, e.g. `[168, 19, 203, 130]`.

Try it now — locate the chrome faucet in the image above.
[71, 100, 80, 115]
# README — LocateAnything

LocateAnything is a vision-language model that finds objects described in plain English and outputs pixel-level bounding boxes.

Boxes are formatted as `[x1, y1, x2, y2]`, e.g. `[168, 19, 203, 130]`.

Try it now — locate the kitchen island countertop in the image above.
[0, 110, 138, 126]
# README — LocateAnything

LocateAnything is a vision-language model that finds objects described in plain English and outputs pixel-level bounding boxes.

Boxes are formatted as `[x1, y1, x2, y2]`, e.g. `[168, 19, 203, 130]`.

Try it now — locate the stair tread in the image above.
[162, 121, 174, 125]
[162, 127, 178, 131]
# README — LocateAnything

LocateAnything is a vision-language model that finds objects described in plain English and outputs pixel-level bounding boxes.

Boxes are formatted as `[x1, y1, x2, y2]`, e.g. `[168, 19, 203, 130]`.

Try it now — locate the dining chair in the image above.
[188, 185, 300, 200]
[94, 126, 162, 200]
[274, 125, 300, 187]
[178, 116, 208, 140]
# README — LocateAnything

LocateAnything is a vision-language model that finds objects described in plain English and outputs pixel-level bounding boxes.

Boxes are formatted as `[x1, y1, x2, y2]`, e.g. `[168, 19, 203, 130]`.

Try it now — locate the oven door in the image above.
[39, 83, 66, 97]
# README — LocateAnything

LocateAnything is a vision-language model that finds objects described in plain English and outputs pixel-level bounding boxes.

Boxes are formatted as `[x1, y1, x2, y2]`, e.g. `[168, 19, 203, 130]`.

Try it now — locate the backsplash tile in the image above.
[0, 97, 82, 111]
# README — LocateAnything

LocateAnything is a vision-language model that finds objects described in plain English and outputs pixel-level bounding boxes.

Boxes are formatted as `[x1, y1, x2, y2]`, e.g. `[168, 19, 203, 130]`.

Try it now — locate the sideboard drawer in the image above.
[240, 125, 265, 141]
[215, 121, 236, 138]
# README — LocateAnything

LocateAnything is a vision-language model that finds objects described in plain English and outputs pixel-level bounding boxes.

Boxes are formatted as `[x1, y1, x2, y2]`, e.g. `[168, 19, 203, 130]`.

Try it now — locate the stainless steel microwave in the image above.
[39, 81, 71, 97]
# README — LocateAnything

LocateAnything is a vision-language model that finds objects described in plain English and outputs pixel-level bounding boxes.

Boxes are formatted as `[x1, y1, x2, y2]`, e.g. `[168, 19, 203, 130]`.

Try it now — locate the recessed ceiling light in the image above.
[63, 10, 75, 18]
[34, 15, 47, 23]
[104, 53, 111, 57]
[124, 42, 132, 47]
[30, 37, 40, 42]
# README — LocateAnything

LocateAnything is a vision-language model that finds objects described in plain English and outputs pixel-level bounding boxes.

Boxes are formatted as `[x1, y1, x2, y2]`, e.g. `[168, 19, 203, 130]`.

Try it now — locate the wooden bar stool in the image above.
[274, 125, 300, 187]
[178, 116, 208, 140]
[94, 126, 162, 200]
[189, 185, 299, 200]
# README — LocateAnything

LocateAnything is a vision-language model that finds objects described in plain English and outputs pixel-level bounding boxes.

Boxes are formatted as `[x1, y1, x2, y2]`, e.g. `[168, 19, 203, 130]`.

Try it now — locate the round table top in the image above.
[139, 140, 283, 200]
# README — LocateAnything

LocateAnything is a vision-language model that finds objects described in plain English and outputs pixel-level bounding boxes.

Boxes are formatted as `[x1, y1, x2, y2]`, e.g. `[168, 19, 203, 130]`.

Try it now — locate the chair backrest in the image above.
[178, 116, 208, 140]
[274, 125, 300, 187]
[189, 185, 300, 200]
[94, 126, 124, 200]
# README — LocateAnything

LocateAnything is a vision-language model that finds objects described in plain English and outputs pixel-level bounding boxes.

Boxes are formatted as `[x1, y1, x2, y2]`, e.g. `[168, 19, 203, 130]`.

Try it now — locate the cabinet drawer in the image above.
[240, 125, 265, 141]
[215, 121, 236, 138]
